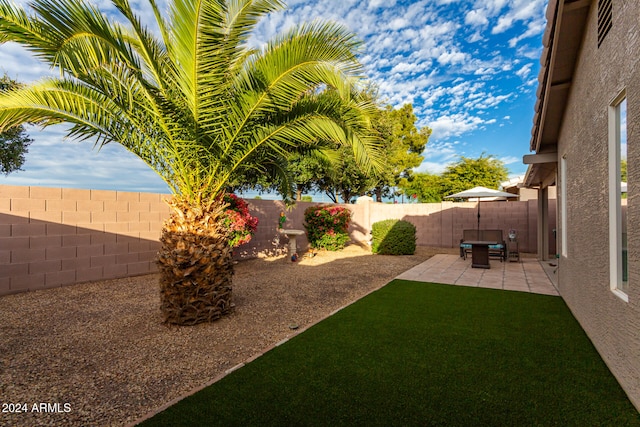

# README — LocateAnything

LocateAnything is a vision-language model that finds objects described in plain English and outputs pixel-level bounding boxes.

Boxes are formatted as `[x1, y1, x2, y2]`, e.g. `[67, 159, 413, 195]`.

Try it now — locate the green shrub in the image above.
[371, 219, 416, 255]
[301, 195, 313, 202]
[314, 232, 351, 251]
[304, 205, 352, 251]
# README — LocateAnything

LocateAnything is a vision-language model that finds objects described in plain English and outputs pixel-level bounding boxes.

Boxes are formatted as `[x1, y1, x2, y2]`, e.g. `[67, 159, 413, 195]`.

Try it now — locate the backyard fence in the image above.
[0, 185, 556, 295]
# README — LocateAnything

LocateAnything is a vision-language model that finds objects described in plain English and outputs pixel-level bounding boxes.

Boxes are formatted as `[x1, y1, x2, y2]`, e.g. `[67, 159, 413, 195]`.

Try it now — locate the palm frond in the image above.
[28, 0, 139, 77]
[209, 22, 365, 179]
[0, 0, 382, 203]
[111, 0, 172, 90]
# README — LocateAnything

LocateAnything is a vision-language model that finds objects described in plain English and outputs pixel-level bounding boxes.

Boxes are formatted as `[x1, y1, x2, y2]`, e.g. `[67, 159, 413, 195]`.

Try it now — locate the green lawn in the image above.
[140, 280, 640, 426]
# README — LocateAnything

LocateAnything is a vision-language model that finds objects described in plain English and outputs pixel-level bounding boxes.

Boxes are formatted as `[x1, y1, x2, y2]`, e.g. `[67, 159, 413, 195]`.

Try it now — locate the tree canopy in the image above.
[281, 101, 430, 203]
[398, 172, 444, 203]
[440, 154, 509, 196]
[370, 103, 430, 201]
[0, 74, 32, 175]
[399, 154, 509, 202]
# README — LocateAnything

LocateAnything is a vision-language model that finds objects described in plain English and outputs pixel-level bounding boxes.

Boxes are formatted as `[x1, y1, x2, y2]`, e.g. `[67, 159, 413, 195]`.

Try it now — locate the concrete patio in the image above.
[396, 254, 559, 296]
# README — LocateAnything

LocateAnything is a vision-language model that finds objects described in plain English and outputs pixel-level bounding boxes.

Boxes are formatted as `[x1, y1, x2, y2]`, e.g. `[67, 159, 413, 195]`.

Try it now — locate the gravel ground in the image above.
[0, 245, 458, 427]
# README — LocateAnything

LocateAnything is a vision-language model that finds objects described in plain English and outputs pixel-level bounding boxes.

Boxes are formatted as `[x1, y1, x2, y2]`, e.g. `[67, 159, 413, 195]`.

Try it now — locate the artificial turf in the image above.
[139, 280, 640, 426]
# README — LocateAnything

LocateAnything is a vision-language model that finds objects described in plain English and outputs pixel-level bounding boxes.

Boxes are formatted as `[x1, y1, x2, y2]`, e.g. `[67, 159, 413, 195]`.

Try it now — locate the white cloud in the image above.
[390, 61, 423, 74]
[475, 94, 511, 109]
[405, 0, 432, 23]
[388, 17, 409, 30]
[499, 155, 521, 165]
[467, 31, 485, 43]
[0, 125, 169, 192]
[417, 140, 460, 174]
[515, 63, 533, 79]
[509, 18, 546, 47]
[426, 113, 486, 139]
[484, 0, 510, 15]
[465, 10, 488, 26]
[415, 160, 450, 175]
[437, 50, 467, 65]
[492, 0, 545, 34]
[474, 67, 495, 75]
[516, 45, 544, 60]
[420, 86, 448, 107]
[368, 0, 397, 9]
[0, 43, 56, 83]
[419, 21, 459, 42]
[501, 62, 514, 72]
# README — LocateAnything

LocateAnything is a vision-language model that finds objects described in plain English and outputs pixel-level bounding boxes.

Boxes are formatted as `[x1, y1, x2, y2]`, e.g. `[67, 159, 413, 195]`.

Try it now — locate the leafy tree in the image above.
[398, 154, 509, 202]
[300, 101, 430, 203]
[287, 152, 327, 201]
[323, 144, 375, 203]
[301, 135, 377, 204]
[0, 0, 381, 325]
[372, 104, 430, 202]
[621, 158, 627, 182]
[0, 74, 32, 175]
[398, 173, 445, 203]
[281, 88, 379, 204]
[440, 154, 509, 197]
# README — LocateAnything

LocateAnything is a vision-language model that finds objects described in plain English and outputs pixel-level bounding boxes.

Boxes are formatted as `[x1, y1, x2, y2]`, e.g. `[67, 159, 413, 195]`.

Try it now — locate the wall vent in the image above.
[598, 0, 612, 47]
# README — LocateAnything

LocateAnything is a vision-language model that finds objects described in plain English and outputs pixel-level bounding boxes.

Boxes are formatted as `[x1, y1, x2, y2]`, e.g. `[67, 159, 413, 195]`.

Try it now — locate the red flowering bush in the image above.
[303, 205, 352, 251]
[222, 194, 258, 247]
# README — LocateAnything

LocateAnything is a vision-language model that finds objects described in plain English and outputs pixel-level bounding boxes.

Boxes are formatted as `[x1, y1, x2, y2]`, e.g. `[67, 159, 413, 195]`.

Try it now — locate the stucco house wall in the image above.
[554, 0, 640, 408]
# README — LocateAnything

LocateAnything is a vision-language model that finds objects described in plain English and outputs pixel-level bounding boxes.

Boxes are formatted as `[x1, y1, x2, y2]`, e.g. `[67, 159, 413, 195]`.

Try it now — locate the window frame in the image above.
[560, 155, 568, 258]
[608, 91, 628, 301]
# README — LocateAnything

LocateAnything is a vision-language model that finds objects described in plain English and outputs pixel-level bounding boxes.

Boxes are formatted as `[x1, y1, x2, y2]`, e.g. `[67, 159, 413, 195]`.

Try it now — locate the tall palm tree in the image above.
[0, 0, 381, 325]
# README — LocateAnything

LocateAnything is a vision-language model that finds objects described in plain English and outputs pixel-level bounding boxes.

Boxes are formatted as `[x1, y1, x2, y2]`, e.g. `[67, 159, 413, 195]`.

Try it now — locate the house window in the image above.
[598, 0, 612, 47]
[609, 93, 628, 300]
[560, 155, 568, 258]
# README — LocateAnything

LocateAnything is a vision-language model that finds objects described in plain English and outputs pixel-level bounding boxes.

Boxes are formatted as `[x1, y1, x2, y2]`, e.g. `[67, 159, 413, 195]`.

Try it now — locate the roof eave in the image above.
[524, 0, 593, 188]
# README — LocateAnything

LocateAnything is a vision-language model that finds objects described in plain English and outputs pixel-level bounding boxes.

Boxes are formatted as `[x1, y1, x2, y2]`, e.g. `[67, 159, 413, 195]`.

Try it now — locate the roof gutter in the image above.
[530, 0, 561, 153]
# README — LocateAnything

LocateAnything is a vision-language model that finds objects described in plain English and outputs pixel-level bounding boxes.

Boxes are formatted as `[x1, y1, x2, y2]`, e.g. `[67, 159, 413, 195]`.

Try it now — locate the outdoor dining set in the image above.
[448, 186, 520, 269]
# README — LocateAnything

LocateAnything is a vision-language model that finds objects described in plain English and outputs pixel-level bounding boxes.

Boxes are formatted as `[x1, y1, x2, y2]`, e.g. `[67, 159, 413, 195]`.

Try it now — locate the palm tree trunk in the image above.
[156, 196, 234, 325]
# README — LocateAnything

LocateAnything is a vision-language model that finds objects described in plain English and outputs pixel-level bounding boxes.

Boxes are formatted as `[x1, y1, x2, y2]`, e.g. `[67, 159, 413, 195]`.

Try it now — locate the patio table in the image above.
[464, 240, 497, 269]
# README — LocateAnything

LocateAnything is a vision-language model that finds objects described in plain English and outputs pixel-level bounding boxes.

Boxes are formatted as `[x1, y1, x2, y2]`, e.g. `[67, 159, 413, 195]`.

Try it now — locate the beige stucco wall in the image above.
[555, 0, 640, 408]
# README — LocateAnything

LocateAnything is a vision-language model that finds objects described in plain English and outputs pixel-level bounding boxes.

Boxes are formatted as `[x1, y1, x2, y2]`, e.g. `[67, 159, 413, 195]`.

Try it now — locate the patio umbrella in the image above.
[445, 186, 517, 231]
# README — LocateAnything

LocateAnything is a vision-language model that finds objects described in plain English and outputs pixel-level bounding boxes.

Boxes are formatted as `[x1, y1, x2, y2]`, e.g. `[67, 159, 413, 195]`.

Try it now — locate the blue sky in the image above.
[0, 0, 548, 194]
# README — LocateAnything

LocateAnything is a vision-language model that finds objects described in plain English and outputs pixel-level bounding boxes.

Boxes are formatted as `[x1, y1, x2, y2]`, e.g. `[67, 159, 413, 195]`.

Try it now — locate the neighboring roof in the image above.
[524, 0, 593, 188]
[501, 175, 525, 190]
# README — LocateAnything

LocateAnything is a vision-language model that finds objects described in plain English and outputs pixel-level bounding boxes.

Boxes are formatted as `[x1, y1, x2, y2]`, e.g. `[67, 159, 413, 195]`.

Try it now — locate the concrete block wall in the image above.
[1, 185, 555, 296]
[354, 199, 550, 254]
[234, 199, 313, 259]
[0, 185, 170, 295]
